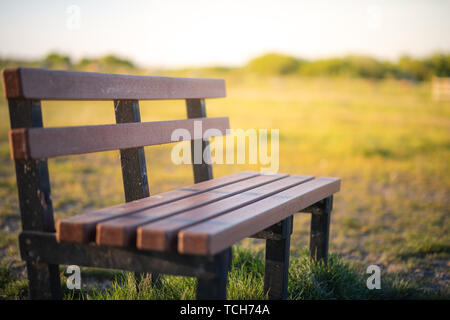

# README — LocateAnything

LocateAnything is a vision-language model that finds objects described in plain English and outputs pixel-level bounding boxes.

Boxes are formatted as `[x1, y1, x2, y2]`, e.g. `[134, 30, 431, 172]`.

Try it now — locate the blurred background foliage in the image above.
[0, 51, 449, 299]
[1, 51, 449, 81]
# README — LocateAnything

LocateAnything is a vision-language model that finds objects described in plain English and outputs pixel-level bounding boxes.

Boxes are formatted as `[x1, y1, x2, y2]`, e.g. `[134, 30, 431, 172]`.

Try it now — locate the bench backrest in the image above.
[2, 68, 228, 233]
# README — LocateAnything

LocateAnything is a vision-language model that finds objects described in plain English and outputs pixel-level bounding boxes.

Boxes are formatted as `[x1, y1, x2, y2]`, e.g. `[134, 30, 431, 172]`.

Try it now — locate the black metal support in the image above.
[186, 99, 213, 183]
[309, 196, 333, 264]
[186, 98, 231, 299]
[263, 216, 293, 300]
[114, 100, 150, 202]
[114, 100, 160, 286]
[19, 231, 219, 278]
[8, 99, 62, 299]
[196, 248, 231, 300]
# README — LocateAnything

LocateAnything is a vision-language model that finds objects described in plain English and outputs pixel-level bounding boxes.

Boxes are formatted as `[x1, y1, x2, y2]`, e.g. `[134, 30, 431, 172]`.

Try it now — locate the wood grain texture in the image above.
[178, 177, 341, 255]
[8, 128, 29, 161]
[137, 175, 313, 252]
[96, 174, 288, 247]
[9, 117, 229, 160]
[56, 171, 259, 243]
[2, 68, 22, 99]
[2, 68, 226, 100]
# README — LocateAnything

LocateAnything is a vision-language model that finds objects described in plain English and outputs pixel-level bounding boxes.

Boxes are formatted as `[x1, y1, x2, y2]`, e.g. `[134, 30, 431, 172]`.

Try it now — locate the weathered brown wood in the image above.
[96, 174, 288, 247]
[20, 231, 219, 278]
[8, 128, 29, 160]
[186, 99, 213, 183]
[2, 68, 22, 98]
[178, 177, 341, 255]
[57, 171, 259, 243]
[137, 175, 313, 252]
[9, 117, 229, 160]
[8, 99, 62, 299]
[3, 67, 342, 301]
[310, 196, 333, 264]
[2, 68, 226, 100]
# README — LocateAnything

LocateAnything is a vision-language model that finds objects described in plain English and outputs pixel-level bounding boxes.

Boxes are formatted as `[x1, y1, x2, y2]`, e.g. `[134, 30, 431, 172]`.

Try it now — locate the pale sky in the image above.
[0, 0, 449, 68]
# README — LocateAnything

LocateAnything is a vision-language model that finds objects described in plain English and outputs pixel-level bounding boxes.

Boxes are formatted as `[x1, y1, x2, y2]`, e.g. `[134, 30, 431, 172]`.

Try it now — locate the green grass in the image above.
[0, 262, 28, 299]
[0, 75, 449, 299]
[61, 248, 422, 300]
[0, 247, 431, 300]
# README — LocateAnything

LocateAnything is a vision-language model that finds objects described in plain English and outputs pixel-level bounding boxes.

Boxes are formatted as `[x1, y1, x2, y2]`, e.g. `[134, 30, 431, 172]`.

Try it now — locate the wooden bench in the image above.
[2, 68, 341, 300]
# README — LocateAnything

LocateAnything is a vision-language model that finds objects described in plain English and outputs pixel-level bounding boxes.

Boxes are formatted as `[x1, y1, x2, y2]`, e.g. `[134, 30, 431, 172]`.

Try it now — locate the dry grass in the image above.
[0, 75, 449, 298]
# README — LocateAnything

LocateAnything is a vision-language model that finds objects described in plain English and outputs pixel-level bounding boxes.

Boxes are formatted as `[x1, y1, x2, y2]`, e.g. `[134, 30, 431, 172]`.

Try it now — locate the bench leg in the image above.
[26, 261, 62, 300]
[310, 196, 333, 264]
[264, 216, 293, 300]
[196, 248, 231, 300]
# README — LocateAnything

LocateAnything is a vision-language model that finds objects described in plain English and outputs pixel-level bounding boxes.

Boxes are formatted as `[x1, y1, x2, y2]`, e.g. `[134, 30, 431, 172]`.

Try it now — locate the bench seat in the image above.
[57, 171, 340, 255]
[4, 68, 342, 299]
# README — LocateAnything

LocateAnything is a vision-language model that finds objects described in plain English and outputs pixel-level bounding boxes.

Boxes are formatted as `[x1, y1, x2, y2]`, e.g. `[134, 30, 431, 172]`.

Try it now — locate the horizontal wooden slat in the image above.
[2, 68, 226, 100]
[137, 175, 314, 252]
[178, 177, 341, 255]
[9, 117, 229, 160]
[96, 174, 289, 247]
[56, 171, 259, 243]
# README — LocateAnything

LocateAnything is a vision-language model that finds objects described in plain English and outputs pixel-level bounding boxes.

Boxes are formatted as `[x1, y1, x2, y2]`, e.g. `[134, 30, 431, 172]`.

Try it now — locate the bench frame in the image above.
[4, 69, 334, 300]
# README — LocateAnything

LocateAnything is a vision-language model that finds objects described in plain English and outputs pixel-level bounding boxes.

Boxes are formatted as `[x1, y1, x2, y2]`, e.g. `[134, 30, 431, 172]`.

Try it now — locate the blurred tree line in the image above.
[1, 51, 449, 81]
[0, 52, 137, 74]
[245, 53, 450, 81]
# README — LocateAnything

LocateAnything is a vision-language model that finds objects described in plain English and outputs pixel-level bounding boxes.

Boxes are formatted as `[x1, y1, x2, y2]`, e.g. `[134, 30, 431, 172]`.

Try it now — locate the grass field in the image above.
[0, 74, 449, 299]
